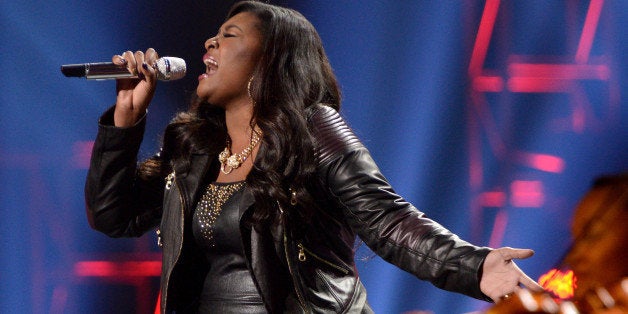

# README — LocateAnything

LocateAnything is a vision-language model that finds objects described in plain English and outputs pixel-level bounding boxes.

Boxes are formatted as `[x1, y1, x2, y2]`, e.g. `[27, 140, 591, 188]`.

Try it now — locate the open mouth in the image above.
[204, 56, 218, 74]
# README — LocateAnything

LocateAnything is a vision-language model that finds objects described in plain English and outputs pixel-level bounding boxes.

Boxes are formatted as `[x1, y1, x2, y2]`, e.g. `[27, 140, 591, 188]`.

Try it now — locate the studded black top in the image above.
[192, 181, 266, 313]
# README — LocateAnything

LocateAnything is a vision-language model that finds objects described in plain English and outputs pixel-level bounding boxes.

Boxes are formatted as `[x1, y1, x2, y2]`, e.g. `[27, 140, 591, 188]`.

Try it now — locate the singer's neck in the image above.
[224, 100, 255, 141]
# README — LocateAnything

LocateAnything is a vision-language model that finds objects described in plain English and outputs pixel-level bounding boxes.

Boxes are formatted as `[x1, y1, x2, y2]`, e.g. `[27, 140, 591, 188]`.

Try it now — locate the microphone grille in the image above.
[155, 57, 186, 81]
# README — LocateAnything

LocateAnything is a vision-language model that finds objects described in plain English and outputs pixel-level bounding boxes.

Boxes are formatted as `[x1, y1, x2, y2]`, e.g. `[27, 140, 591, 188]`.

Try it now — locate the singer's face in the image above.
[197, 12, 263, 107]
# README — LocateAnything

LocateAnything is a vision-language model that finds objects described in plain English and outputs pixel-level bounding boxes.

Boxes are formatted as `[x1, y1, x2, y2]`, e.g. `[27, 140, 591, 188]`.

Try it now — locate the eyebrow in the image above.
[224, 24, 244, 33]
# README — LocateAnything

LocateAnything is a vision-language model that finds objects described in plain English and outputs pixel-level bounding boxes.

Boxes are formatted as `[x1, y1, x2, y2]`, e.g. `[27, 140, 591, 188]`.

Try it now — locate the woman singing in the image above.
[85, 1, 542, 313]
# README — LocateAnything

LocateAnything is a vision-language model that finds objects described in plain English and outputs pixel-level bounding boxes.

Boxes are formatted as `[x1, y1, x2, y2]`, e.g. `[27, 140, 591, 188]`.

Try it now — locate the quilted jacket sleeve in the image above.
[84, 106, 163, 238]
[309, 104, 492, 301]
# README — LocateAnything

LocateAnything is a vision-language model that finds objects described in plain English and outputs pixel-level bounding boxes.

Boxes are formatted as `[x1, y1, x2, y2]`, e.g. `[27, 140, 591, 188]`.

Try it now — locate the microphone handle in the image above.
[62, 57, 185, 81]
[61, 62, 137, 80]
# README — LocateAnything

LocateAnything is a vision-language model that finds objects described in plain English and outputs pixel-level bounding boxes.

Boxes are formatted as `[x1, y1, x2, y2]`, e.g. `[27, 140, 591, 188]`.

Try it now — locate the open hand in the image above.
[480, 247, 544, 302]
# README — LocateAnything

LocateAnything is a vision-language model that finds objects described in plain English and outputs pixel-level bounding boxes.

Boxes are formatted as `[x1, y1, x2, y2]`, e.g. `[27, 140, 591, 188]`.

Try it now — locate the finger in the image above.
[145, 48, 159, 65]
[112, 54, 127, 66]
[121, 50, 136, 75]
[508, 258, 544, 291]
[134, 50, 146, 78]
[519, 272, 544, 292]
[143, 48, 158, 82]
[498, 247, 534, 260]
[136, 50, 158, 82]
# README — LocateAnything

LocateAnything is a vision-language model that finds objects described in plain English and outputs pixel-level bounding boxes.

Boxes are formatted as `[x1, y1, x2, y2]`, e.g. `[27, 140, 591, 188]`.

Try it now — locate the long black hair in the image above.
[141, 1, 341, 223]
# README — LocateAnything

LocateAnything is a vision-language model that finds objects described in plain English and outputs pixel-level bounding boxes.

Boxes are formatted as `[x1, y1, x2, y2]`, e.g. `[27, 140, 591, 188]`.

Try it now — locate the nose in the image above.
[205, 37, 218, 50]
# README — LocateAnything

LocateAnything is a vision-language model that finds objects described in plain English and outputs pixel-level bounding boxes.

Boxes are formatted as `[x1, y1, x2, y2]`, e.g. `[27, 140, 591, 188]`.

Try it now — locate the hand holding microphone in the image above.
[61, 52, 186, 81]
[62, 49, 185, 127]
[114, 49, 166, 127]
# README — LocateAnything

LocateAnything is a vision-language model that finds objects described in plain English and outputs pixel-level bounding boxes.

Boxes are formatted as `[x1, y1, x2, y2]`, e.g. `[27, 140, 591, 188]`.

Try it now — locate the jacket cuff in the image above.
[464, 247, 494, 302]
[95, 105, 147, 150]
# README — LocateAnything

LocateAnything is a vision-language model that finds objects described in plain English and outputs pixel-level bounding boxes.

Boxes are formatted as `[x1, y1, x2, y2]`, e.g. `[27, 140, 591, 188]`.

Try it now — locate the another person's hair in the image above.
[143, 1, 341, 223]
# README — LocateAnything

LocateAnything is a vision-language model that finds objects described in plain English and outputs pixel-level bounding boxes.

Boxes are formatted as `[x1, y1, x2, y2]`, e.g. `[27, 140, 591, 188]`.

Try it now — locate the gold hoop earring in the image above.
[247, 76, 255, 104]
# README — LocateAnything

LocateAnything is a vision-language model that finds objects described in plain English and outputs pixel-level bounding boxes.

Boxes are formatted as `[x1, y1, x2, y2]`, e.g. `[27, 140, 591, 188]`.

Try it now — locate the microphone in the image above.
[61, 56, 186, 81]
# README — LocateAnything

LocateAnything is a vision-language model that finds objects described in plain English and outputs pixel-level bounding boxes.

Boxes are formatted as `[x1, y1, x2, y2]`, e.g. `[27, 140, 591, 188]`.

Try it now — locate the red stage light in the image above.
[74, 260, 161, 278]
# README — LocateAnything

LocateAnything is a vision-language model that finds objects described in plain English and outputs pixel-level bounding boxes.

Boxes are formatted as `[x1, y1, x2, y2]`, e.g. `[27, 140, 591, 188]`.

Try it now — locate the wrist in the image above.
[113, 106, 147, 128]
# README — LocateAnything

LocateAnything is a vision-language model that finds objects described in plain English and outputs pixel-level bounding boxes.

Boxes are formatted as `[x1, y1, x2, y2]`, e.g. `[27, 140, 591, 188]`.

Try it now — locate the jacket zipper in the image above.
[297, 243, 350, 275]
[165, 171, 175, 190]
[279, 203, 309, 313]
[157, 172, 177, 247]
[161, 171, 186, 314]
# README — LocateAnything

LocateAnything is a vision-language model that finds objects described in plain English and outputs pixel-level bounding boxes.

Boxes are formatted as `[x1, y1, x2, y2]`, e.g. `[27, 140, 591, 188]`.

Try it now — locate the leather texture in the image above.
[85, 104, 491, 314]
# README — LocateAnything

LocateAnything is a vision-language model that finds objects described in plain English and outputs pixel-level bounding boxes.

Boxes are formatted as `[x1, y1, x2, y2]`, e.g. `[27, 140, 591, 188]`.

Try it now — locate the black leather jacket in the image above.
[85, 104, 491, 313]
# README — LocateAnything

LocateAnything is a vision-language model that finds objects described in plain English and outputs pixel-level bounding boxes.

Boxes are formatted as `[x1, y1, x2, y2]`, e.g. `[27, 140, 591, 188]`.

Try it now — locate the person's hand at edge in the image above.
[480, 247, 545, 303]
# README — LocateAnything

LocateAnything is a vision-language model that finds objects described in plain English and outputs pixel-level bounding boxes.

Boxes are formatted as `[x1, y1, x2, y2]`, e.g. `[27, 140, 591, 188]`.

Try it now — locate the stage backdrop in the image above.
[1, 1, 626, 313]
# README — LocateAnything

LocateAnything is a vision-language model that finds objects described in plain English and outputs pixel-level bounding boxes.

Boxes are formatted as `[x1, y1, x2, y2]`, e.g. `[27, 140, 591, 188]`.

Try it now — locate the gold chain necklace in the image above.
[218, 129, 261, 174]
